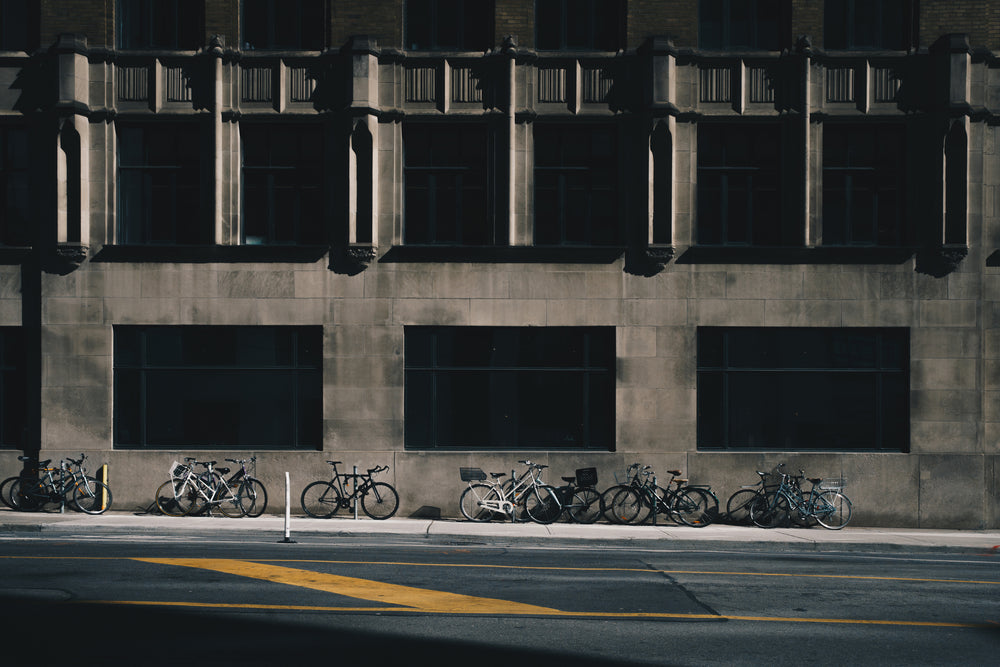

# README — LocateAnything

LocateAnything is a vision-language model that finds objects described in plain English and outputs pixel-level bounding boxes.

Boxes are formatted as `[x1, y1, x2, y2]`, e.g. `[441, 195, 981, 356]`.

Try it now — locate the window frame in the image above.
[0, 327, 25, 449]
[241, 123, 326, 246]
[117, 123, 207, 245]
[697, 327, 910, 452]
[405, 0, 494, 52]
[696, 122, 790, 247]
[533, 122, 622, 247]
[241, 0, 325, 51]
[824, 0, 915, 51]
[113, 325, 323, 450]
[0, 125, 30, 246]
[698, 0, 786, 51]
[404, 326, 616, 451]
[822, 122, 906, 247]
[116, 0, 204, 50]
[403, 122, 498, 246]
[535, 0, 624, 52]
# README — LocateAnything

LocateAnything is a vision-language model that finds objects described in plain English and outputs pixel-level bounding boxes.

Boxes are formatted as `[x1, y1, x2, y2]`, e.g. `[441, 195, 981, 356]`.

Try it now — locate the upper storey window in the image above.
[242, 0, 324, 50]
[0, 127, 29, 246]
[0, 0, 37, 52]
[824, 0, 915, 51]
[117, 0, 204, 50]
[406, 0, 493, 51]
[118, 125, 206, 245]
[536, 0, 624, 51]
[699, 0, 784, 51]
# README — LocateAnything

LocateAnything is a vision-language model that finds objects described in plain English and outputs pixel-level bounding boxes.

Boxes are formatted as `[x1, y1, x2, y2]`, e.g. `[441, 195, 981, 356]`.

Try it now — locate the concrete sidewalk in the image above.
[2, 507, 999, 553]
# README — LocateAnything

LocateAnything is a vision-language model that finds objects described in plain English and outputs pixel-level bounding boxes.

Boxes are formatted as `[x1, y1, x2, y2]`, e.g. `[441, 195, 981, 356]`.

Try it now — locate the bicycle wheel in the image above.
[749, 493, 789, 528]
[566, 488, 602, 524]
[524, 485, 561, 524]
[814, 491, 853, 529]
[216, 484, 244, 518]
[301, 481, 341, 518]
[361, 482, 399, 520]
[238, 478, 268, 518]
[671, 487, 714, 527]
[155, 480, 185, 517]
[460, 484, 498, 522]
[72, 479, 112, 514]
[606, 487, 648, 524]
[0, 476, 18, 509]
[9, 478, 49, 511]
[725, 489, 759, 525]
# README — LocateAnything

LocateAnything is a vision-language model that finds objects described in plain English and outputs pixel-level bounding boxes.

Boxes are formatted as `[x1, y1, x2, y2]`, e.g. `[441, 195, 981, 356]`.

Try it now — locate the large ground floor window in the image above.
[697, 327, 909, 451]
[405, 326, 615, 450]
[0, 327, 25, 448]
[114, 326, 322, 449]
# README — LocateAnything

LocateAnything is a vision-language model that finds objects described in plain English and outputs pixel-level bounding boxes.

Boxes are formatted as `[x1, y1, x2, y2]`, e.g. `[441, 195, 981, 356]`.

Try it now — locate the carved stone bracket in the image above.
[329, 244, 377, 275]
[624, 244, 674, 276]
[915, 244, 968, 277]
[47, 243, 89, 274]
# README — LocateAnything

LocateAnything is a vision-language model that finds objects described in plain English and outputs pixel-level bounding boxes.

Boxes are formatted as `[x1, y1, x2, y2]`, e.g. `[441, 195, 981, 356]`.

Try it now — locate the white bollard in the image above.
[279, 471, 296, 543]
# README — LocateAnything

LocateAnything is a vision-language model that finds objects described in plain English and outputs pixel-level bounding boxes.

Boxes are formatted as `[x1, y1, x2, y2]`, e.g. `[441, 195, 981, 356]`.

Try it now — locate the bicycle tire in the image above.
[361, 482, 399, 520]
[301, 481, 341, 518]
[459, 484, 498, 522]
[566, 487, 602, 524]
[72, 479, 112, 514]
[606, 486, 648, 524]
[599, 485, 630, 523]
[216, 484, 244, 518]
[671, 487, 714, 527]
[155, 479, 194, 517]
[239, 478, 268, 518]
[8, 478, 46, 512]
[0, 475, 18, 509]
[177, 476, 208, 516]
[749, 492, 789, 528]
[725, 489, 759, 525]
[814, 491, 853, 529]
[524, 485, 561, 524]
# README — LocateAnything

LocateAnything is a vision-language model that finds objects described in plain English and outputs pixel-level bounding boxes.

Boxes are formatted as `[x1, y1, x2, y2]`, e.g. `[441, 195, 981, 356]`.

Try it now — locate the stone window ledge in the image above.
[379, 245, 625, 264]
[92, 245, 329, 264]
[675, 245, 916, 265]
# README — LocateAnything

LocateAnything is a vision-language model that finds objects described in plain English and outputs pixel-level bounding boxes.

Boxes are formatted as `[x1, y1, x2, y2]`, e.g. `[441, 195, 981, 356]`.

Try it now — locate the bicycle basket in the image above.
[819, 477, 847, 490]
[575, 467, 598, 487]
[460, 467, 487, 482]
[170, 461, 190, 478]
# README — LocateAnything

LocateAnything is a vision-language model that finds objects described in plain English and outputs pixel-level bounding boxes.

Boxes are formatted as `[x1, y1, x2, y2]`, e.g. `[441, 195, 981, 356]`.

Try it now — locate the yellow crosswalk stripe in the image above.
[133, 558, 559, 614]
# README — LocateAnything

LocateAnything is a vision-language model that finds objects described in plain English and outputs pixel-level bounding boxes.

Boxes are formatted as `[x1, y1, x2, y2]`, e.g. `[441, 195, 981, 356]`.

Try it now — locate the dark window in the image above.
[242, 0, 324, 50]
[0, 0, 37, 52]
[404, 124, 494, 245]
[242, 124, 325, 245]
[534, 124, 620, 246]
[114, 326, 322, 449]
[697, 327, 909, 451]
[825, 0, 913, 51]
[0, 127, 30, 246]
[823, 124, 905, 246]
[117, 0, 203, 50]
[697, 123, 788, 245]
[699, 0, 783, 50]
[0, 328, 25, 448]
[405, 327, 615, 450]
[406, 0, 493, 51]
[536, 0, 623, 51]
[118, 125, 206, 244]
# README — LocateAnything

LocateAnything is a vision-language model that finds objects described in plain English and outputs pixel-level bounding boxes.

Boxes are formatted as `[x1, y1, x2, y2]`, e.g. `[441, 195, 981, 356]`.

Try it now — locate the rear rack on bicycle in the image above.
[819, 477, 847, 490]
[460, 467, 487, 482]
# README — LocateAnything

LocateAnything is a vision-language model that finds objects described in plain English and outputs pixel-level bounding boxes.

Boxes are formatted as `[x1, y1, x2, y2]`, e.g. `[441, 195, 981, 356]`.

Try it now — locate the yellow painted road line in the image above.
[254, 559, 1000, 587]
[76, 599, 993, 629]
[132, 558, 559, 614]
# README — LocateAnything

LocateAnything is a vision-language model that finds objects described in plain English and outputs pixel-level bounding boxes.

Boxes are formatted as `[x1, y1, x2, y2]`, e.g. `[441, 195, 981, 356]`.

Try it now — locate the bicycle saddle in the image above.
[490, 472, 506, 479]
[561, 476, 575, 484]
[216, 467, 230, 474]
[666, 469, 683, 476]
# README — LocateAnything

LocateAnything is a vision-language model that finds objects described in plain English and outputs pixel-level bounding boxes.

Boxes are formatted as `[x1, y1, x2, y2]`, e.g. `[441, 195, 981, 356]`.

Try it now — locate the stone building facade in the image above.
[0, 0, 998, 527]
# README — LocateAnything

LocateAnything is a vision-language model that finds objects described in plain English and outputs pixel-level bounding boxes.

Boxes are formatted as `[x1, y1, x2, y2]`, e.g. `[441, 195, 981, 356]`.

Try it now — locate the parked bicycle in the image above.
[603, 464, 718, 527]
[8, 454, 112, 514]
[749, 470, 853, 530]
[551, 467, 603, 523]
[223, 456, 268, 518]
[155, 458, 245, 518]
[301, 461, 399, 520]
[459, 460, 561, 524]
[724, 465, 784, 525]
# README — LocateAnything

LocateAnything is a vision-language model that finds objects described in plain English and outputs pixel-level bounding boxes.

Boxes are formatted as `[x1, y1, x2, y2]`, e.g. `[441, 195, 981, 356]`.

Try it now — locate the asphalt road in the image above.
[1, 534, 997, 666]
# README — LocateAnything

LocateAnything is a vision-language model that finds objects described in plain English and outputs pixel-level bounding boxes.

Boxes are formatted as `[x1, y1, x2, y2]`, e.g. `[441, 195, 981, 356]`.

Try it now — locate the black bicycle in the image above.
[301, 461, 399, 520]
[551, 467, 603, 523]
